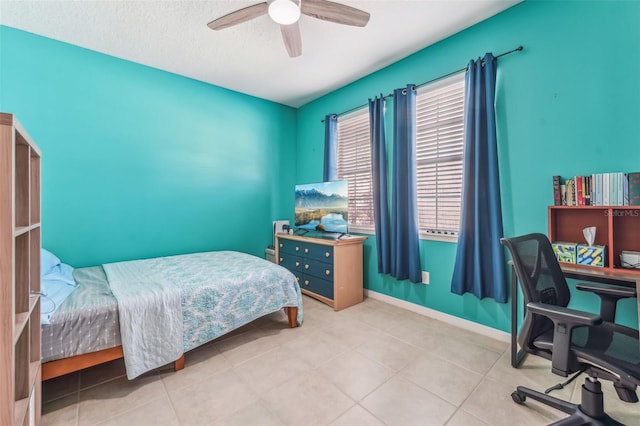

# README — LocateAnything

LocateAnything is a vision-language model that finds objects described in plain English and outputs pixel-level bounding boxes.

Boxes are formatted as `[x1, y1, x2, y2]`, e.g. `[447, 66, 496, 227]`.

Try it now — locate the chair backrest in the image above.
[501, 233, 572, 352]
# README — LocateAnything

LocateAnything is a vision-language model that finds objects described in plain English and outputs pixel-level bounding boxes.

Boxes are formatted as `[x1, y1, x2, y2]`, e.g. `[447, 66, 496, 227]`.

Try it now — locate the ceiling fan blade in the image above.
[207, 2, 269, 31]
[281, 22, 302, 57]
[301, 0, 370, 27]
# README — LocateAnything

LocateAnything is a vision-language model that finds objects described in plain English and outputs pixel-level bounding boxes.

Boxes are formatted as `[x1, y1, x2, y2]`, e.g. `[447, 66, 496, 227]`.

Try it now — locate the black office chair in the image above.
[501, 233, 640, 425]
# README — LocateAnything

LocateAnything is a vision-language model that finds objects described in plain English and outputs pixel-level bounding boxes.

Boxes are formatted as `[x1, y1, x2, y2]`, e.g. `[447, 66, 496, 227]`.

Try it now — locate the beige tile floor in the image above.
[42, 295, 639, 426]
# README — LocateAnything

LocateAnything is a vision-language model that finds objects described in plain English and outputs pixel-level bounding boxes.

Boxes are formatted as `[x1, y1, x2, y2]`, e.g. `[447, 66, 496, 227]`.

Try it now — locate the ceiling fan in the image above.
[207, 0, 370, 58]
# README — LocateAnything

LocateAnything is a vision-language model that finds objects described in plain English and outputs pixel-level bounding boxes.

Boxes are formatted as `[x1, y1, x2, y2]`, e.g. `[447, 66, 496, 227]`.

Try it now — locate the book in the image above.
[592, 174, 599, 206]
[553, 175, 562, 206]
[623, 173, 629, 206]
[576, 176, 584, 205]
[585, 175, 591, 205]
[617, 172, 625, 206]
[565, 178, 575, 206]
[603, 173, 610, 206]
[629, 172, 640, 206]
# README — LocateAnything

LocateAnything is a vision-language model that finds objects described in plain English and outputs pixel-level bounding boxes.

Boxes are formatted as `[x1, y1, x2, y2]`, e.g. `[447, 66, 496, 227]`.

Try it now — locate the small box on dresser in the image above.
[275, 233, 366, 311]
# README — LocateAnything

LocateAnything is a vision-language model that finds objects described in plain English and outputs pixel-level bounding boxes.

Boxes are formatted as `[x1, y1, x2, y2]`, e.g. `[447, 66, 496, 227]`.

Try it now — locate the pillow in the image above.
[40, 249, 77, 324]
[40, 277, 77, 325]
[41, 249, 61, 276]
[44, 262, 77, 287]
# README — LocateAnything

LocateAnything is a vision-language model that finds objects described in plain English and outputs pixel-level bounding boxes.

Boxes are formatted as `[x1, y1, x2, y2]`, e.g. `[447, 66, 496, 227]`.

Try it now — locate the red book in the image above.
[576, 176, 584, 205]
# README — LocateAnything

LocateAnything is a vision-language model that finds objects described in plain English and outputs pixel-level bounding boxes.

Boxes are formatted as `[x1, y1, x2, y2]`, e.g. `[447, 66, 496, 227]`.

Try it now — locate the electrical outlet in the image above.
[421, 271, 430, 284]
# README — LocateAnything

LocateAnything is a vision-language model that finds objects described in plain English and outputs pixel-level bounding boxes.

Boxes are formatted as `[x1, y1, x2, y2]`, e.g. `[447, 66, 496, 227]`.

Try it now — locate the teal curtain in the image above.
[323, 114, 338, 181]
[451, 53, 507, 303]
[391, 85, 422, 283]
[369, 96, 391, 273]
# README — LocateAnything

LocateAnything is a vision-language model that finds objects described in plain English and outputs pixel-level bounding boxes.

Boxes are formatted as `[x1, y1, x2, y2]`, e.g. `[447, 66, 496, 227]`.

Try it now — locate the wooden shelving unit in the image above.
[1, 113, 42, 426]
[548, 206, 640, 275]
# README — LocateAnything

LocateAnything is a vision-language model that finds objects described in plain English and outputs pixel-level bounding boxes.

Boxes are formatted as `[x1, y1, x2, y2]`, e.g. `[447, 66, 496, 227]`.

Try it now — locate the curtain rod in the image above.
[321, 45, 523, 122]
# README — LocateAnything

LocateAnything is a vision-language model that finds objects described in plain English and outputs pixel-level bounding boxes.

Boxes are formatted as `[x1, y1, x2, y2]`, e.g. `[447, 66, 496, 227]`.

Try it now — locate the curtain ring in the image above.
[402, 89, 407, 95]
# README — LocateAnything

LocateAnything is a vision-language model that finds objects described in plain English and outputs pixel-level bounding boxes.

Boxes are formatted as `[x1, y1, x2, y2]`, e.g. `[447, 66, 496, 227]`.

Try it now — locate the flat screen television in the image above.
[294, 180, 348, 234]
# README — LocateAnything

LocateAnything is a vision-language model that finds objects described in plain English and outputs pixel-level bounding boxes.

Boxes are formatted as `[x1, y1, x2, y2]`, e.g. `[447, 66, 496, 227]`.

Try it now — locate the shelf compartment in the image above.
[30, 151, 40, 225]
[29, 227, 41, 293]
[29, 301, 40, 364]
[13, 296, 38, 345]
[612, 207, 640, 269]
[14, 134, 30, 228]
[14, 232, 30, 314]
[549, 206, 640, 274]
[548, 207, 609, 246]
[14, 324, 29, 401]
[13, 312, 28, 345]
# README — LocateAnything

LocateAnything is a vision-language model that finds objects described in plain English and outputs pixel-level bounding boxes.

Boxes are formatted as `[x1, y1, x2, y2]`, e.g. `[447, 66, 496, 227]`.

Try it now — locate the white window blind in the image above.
[415, 72, 465, 238]
[337, 108, 374, 233]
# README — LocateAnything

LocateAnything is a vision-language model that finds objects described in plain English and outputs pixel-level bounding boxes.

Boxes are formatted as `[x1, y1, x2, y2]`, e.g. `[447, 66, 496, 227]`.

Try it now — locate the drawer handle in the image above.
[304, 264, 310, 270]
[325, 252, 331, 258]
[279, 243, 283, 248]
[304, 280, 310, 286]
[304, 248, 309, 253]
[279, 258, 283, 262]
[295, 261, 300, 267]
[295, 246, 300, 251]
[325, 270, 331, 276]
[296, 276, 300, 282]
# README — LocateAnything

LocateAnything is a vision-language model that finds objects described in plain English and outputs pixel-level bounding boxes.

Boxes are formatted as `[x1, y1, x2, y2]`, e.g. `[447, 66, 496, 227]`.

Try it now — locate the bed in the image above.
[41, 250, 303, 380]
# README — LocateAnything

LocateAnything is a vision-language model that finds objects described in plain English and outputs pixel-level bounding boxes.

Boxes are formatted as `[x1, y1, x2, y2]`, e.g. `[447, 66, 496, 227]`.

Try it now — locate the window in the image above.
[415, 72, 465, 240]
[336, 108, 374, 233]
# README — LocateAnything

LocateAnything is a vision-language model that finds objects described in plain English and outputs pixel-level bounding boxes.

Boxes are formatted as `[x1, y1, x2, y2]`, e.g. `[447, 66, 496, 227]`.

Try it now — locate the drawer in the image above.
[279, 253, 303, 272]
[302, 243, 333, 262]
[278, 239, 303, 255]
[302, 259, 333, 280]
[300, 275, 334, 300]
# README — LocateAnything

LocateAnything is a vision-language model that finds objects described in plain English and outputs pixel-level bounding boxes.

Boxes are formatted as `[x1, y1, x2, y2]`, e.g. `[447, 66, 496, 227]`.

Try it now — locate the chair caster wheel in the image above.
[511, 390, 526, 405]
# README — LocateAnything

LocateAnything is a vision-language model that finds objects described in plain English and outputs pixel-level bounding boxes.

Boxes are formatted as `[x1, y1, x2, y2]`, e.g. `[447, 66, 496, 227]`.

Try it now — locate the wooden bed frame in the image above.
[42, 306, 298, 381]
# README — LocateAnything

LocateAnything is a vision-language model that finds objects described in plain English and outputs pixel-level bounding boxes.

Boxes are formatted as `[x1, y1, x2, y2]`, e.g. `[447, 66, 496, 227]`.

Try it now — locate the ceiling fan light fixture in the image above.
[268, 0, 300, 25]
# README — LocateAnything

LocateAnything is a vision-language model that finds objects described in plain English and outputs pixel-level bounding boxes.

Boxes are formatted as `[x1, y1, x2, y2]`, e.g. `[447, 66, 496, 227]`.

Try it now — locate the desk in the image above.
[510, 265, 640, 368]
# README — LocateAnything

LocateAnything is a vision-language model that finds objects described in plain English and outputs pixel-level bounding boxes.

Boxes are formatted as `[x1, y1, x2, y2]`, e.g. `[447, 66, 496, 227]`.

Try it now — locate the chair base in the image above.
[512, 377, 624, 426]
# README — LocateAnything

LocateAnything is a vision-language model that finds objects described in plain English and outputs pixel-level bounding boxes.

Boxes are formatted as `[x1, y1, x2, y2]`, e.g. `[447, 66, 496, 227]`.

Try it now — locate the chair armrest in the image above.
[527, 302, 602, 326]
[526, 302, 602, 376]
[576, 282, 637, 298]
[576, 283, 637, 323]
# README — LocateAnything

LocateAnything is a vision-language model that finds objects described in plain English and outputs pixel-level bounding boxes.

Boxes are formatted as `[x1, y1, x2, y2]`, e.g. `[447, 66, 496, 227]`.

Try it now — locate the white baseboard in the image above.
[364, 289, 510, 343]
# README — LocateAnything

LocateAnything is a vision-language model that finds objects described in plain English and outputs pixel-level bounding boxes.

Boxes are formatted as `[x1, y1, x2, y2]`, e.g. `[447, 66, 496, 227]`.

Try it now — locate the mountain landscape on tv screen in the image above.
[295, 184, 348, 233]
[295, 188, 346, 209]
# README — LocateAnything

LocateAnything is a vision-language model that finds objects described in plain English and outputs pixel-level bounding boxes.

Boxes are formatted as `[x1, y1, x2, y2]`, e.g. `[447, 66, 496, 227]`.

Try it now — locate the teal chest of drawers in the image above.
[276, 234, 366, 311]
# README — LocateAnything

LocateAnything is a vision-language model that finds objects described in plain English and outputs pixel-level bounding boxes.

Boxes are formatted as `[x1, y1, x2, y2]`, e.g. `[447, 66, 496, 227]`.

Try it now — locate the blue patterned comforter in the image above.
[103, 251, 302, 379]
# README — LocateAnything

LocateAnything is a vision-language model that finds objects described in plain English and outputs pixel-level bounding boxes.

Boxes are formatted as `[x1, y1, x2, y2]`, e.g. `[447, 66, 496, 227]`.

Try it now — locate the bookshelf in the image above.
[1, 113, 42, 426]
[548, 206, 640, 275]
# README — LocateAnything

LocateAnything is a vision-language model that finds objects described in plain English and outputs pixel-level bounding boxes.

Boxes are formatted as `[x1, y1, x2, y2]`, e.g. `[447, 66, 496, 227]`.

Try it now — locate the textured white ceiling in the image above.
[0, 0, 520, 107]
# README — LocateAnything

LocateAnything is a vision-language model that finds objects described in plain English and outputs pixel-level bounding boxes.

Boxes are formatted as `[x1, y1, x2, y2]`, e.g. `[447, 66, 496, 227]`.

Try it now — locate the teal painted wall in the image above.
[296, 0, 640, 332]
[1, 0, 638, 333]
[0, 26, 297, 267]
